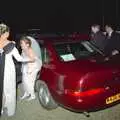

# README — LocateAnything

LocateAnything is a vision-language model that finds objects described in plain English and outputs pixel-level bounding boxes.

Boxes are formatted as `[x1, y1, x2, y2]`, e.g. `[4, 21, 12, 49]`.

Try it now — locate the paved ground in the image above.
[1, 86, 120, 120]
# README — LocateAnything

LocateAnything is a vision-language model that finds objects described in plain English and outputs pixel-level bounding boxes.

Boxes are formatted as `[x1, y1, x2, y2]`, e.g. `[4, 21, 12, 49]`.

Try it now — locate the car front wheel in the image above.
[38, 81, 58, 110]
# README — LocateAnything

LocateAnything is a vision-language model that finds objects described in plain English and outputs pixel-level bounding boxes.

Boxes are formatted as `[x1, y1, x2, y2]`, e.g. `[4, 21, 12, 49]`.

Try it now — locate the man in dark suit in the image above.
[104, 24, 120, 56]
[90, 24, 106, 51]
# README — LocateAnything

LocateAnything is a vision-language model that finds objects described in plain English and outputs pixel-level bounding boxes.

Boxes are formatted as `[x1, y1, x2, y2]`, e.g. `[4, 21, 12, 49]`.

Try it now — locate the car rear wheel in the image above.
[37, 81, 58, 110]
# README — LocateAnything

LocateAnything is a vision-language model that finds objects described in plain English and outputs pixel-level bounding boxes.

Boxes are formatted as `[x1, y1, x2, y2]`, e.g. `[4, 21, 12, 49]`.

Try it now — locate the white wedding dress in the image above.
[21, 51, 42, 99]
[21, 36, 42, 100]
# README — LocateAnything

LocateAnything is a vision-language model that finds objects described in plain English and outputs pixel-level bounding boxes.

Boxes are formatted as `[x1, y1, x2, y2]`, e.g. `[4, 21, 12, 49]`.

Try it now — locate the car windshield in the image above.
[54, 41, 102, 62]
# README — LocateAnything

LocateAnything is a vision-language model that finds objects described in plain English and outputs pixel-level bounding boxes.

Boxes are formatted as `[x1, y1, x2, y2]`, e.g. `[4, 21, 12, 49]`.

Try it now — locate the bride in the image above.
[20, 36, 42, 101]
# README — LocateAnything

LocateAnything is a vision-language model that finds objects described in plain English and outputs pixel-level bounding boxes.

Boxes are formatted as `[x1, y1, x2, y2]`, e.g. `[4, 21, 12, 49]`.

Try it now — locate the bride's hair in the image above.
[20, 36, 32, 47]
[0, 23, 10, 36]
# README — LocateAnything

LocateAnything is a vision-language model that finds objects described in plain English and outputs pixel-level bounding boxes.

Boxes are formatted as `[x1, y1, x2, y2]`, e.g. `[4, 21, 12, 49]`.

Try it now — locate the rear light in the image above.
[65, 88, 105, 97]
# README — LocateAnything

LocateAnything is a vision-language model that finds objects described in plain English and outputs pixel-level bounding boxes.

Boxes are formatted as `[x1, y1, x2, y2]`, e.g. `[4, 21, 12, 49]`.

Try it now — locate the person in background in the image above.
[0, 23, 31, 117]
[104, 24, 120, 56]
[20, 36, 42, 101]
[90, 24, 106, 51]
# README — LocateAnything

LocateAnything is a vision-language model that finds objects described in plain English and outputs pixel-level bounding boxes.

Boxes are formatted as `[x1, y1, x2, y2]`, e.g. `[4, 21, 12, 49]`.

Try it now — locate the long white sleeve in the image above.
[12, 47, 30, 62]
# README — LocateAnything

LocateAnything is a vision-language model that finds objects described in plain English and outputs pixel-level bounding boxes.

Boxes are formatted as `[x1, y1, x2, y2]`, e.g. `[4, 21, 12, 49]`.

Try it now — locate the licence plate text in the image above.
[106, 93, 120, 104]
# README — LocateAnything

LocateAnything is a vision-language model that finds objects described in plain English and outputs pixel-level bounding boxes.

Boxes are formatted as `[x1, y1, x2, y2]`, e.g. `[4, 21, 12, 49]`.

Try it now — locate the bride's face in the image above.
[20, 40, 29, 50]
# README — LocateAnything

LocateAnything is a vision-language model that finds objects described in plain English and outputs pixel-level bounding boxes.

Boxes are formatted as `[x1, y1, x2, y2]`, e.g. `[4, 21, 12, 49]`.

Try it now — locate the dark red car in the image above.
[34, 35, 120, 114]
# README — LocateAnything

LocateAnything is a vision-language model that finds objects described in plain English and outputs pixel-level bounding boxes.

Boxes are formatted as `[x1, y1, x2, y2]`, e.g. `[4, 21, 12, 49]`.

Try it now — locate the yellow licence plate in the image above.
[106, 93, 120, 104]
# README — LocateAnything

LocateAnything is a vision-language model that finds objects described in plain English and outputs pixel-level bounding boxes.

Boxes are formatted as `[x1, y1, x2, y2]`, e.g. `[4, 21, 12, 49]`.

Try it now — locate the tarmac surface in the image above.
[1, 85, 120, 120]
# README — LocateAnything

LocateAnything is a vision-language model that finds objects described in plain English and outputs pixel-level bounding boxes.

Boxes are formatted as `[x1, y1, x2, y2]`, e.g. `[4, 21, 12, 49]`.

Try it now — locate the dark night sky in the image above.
[0, 0, 119, 33]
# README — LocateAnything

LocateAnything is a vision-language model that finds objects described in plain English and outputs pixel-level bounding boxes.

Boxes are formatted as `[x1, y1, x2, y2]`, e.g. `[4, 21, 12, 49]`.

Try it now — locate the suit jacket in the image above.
[90, 31, 106, 51]
[104, 31, 120, 56]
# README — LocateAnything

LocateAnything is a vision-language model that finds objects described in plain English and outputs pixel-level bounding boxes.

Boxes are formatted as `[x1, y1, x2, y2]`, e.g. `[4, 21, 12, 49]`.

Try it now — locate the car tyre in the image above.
[34, 72, 40, 92]
[37, 80, 58, 110]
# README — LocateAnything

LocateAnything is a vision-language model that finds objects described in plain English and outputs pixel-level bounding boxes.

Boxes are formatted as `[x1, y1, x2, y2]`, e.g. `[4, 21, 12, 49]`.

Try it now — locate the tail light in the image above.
[65, 88, 105, 97]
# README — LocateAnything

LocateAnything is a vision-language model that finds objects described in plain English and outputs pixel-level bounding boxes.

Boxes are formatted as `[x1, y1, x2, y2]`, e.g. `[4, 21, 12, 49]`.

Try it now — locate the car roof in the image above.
[38, 34, 90, 45]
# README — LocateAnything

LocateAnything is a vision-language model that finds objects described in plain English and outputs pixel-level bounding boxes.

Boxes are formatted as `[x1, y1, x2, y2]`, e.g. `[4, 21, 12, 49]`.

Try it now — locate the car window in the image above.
[54, 41, 100, 62]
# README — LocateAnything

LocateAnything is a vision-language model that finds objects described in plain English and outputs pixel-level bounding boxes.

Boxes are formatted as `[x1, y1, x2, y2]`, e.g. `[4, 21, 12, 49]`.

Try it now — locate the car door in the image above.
[40, 47, 60, 90]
